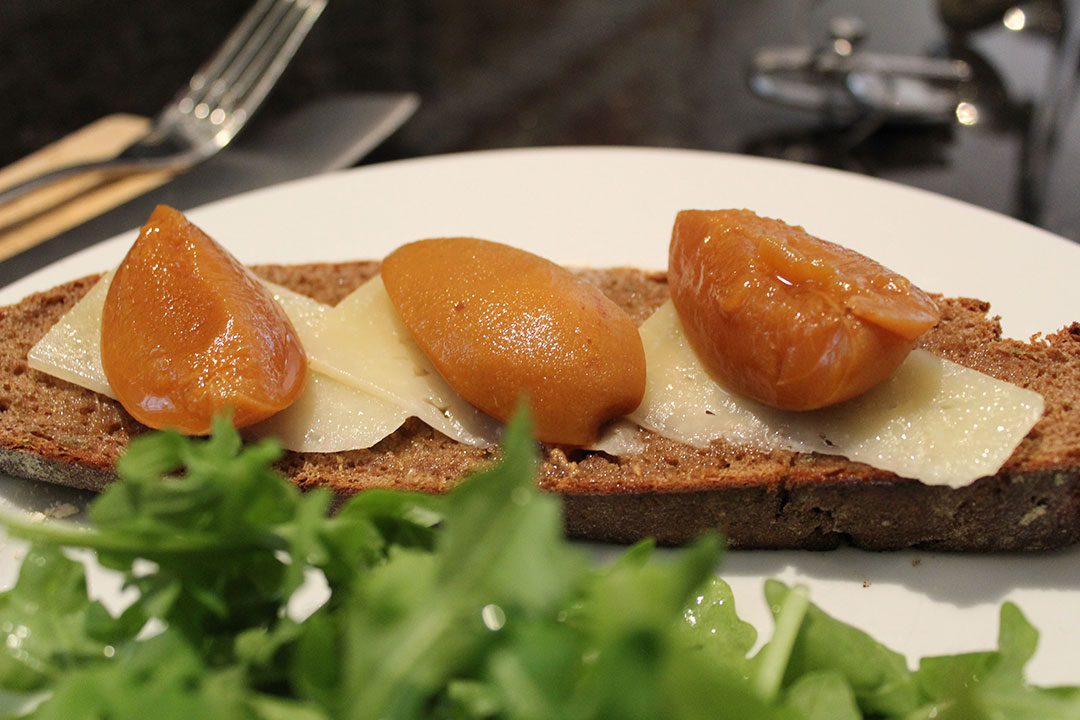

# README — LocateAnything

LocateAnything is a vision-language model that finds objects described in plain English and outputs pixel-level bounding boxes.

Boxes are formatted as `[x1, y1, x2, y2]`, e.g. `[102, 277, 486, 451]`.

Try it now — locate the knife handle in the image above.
[0, 115, 175, 262]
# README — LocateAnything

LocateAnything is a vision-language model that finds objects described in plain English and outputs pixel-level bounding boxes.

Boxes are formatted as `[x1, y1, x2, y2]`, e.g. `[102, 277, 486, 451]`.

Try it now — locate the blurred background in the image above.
[2, 0, 1078, 241]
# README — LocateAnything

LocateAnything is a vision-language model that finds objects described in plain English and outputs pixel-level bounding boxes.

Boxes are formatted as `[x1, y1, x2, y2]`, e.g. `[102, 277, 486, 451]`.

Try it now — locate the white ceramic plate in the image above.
[1, 147, 1078, 685]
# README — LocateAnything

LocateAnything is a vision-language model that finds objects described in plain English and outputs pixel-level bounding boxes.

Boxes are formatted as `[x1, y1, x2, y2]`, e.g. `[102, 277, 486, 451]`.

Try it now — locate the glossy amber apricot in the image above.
[101, 205, 306, 434]
[381, 237, 646, 446]
[668, 209, 940, 410]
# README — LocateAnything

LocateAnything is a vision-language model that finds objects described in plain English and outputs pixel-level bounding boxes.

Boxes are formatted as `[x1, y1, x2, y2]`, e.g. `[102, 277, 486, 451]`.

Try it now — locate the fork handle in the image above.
[0, 115, 175, 262]
[0, 115, 162, 207]
[0, 161, 133, 206]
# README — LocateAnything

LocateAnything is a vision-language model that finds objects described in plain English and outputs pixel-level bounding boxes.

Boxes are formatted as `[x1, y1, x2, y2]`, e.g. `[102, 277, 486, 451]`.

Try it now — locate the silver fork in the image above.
[0, 0, 326, 206]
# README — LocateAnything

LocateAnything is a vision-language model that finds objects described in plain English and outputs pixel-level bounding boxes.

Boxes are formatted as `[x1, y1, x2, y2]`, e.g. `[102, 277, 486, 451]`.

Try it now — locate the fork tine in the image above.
[0, 0, 324, 210]
[189, 0, 292, 115]
[176, 0, 278, 113]
[218, 0, 326, 121]
[174, 0, 324, 126]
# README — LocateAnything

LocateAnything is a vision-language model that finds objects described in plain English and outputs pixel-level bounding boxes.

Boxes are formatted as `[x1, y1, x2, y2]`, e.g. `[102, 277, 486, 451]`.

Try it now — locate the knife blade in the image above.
[0, 92, 418, 288]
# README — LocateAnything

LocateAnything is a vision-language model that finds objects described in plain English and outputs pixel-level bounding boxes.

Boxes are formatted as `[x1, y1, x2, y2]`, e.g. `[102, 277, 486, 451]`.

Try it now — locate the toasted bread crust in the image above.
[2, 262, 1079, 550]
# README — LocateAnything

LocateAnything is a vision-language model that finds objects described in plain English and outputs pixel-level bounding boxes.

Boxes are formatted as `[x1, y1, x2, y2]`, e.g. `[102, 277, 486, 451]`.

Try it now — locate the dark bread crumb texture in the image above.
[0, 262, 1077, 551]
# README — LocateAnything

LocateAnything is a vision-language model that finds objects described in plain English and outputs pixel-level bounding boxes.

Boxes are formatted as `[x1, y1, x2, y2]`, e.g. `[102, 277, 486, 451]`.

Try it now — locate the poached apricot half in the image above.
[668, 209, 940, 410]
[101, 205, 306, 434]
[381, 237, 646, 446]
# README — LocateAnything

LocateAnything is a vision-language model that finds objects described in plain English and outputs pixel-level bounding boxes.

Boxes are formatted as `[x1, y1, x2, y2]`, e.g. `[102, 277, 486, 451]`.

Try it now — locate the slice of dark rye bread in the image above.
[1, 261, 1078, 551]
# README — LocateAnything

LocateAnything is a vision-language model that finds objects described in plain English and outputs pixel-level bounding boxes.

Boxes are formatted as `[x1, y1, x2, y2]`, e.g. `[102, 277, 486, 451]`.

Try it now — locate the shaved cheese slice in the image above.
[262, 281, 332, 348]
[26, 275, 410, 453]
[628, 301, 790, 451]
[28, 272, 116, 399]
[31, 272, 1040, 485]
[244, 372, 408, 452]
[272, 279, 633, 453]
[303, 276, 501, 447]
[758, 350, 1044, 486]
[630, 301, 1045, 488]
[590, 419, 646, 456]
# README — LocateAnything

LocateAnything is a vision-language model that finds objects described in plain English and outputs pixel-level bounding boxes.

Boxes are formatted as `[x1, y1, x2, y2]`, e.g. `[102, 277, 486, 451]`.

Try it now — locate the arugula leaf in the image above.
[667, 576, 794, 720]
[0, 410, 1077, 720]
[330, 409, 590, 719]
[98, 415, 296, 546]
[762, 579, 922, 716]
[907, 603, 1080, 719]
[754, 582, 810, 701]
[679, 576, 758, 670]
[783, 670, 862, 720]
[316, 489, 440, 586]
[22, 627, 320, 720]
[0, 419, 338, 718]
[0, 547, 110, 693]
[565, 535, 721, 719]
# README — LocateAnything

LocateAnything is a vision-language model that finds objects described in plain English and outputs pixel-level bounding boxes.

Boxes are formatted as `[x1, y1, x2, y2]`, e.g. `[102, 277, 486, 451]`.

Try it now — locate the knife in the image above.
[0, 92, 418, 288]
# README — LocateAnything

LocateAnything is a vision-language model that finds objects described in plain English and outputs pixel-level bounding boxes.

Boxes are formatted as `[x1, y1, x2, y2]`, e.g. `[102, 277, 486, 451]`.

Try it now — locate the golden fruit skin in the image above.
[101, 205, 307, 434]
[381, 237, 646, 446]
[668, 209, 940, 411]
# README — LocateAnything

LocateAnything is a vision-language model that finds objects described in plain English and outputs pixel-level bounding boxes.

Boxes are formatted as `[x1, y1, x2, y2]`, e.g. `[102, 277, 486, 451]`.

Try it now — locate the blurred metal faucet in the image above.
[747, 15, 972, 126]
[938, 0, 1063, 33]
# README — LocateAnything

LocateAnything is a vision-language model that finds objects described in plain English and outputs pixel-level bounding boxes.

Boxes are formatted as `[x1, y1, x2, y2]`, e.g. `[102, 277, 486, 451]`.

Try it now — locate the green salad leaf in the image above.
[0, 411, 1074, 719]
[905, 603, 1080, 719]
[762, 579, 921, 715]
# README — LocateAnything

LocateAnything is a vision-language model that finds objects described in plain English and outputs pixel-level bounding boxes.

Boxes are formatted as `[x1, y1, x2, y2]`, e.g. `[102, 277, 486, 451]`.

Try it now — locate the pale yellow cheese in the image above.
[630, 301, 1045, 488]
[302, 276, 501, 448]
[261, 281, 332, 350]
[27, 275, 1044, 485]
[26, 275, 412, 453]
[243, 372, 409, 453]
[270, 279, 642, 454]
[590, 420, 646, 456]
[27, 272, 116, 399]
[628, 301, 785, 450]
[26, 274, 500, 452]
